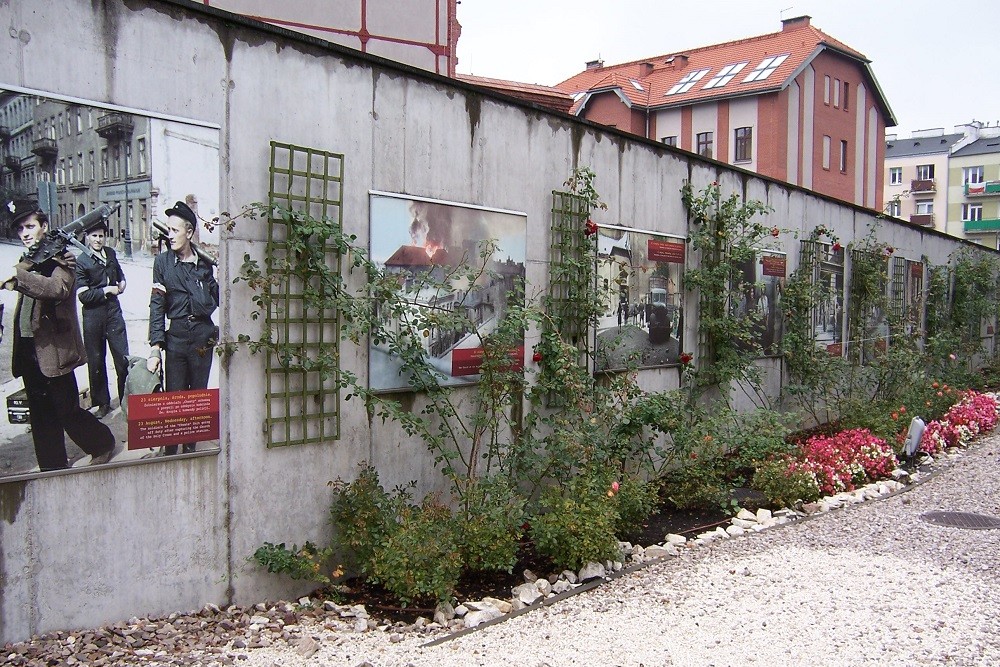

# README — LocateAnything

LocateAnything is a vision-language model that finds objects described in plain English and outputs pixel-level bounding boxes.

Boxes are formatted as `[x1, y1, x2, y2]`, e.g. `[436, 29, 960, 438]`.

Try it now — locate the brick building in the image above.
[555, 16, 896, 210]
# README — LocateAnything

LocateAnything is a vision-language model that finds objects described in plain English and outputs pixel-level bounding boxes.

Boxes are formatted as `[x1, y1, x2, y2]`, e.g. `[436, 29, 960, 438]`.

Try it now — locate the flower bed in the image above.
[920, 390, 1000, 454]
[792, 428, 898, 495]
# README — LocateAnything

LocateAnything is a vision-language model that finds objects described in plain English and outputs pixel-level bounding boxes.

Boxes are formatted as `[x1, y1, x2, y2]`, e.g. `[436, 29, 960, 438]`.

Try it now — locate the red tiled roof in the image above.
[555, 19, 880, 115]
[457, 74, 574, 113]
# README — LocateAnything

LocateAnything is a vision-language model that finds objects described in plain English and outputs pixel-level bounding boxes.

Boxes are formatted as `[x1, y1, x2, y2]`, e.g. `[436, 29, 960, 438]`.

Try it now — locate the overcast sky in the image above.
[455, 0, 1000, 137]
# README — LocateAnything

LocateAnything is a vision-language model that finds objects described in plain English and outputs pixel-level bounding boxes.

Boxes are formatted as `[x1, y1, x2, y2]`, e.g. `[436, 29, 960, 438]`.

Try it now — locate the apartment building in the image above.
[884, 121, 1000, 247]
[883, 130, 963, 233]
[555, 16, 896, 210]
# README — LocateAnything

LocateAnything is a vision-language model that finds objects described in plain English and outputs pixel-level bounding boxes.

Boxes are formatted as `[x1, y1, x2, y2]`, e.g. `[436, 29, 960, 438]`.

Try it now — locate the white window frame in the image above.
[887, 200, 901, 217]
[963, 166, 984, 185]
[889, 167, 902, 185]
[822, 135, 831, 170]
[667, 68, 710, 95]
[915, 200, 934, 215]
[833, 79, 840, 108]
[962, 203, 983, 221]
[703, 62, 749, 89]
[742, 54, 789, 82]
[916, 164, 935, 180]
[824, 75, 830, 104]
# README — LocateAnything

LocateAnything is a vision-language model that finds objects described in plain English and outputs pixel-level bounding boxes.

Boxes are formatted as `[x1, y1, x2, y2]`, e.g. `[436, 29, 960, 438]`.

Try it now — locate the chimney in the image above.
[781, 15, 811, 31]
[639, 62, 654, 77]
[665, 54, 689, 69]
[585, 59, 604, 70]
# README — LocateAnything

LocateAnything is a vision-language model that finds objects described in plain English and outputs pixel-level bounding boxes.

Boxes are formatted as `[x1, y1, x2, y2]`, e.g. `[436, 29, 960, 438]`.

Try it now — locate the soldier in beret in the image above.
[147, 200, 219, 455]
[3, 199, 117, 471]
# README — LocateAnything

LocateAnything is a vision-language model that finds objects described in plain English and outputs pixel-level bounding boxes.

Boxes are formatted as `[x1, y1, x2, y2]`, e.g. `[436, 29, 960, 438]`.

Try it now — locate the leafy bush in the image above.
[369, 500, 462, 605]
[530, 477, 622, 571]
[251, 541, 339, 584]
[714, 409, 792, 482]
[612, 477, 660, 537]
[329, 465, 412, 573]
[458, 477, 525, 573]
[751, 459, 821, 509]
[661, 454, 728, 510]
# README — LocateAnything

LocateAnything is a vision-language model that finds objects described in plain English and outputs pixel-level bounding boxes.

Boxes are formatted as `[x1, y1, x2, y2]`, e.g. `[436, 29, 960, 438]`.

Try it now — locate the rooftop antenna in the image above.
[779, 6, 795, 19]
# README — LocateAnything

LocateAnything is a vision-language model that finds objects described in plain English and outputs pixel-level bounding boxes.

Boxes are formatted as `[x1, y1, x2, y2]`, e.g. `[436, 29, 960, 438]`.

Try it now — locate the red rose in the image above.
[679, 352, 693, 365]
[832, 242, 842, 252]
[771, 227, 780, 238]
[532, 352, 543, 363]
[584, 220, 598, 236]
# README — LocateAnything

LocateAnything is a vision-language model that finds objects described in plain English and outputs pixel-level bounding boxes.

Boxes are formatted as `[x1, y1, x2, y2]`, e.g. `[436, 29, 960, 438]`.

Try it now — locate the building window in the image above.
[734, 127, 752, 162]
[833, 79, 840, 108]
[57, 159, 65, 185]
[76, 109, 82, 134]
[137, 137, 147, 173]
[915, 200, 934, 215]
[67, 157, 73, 184]
[916, 164, 935, 180]
[667, 68, 711, 95]
[823, 75, 830, 104]
[889, 167, 902, 185]
[112, 147, 120, 179]
[703, 62, 749, 89]
[696, 131, 714, 159]
[843, 83, 849, 111]
[89, 151, 95, 182]
[742, 54, 789, 82]
[125, 143, 132, 177]
[101, 147, 109, 180]
[962, 203, 983, 221]
[963, 166, 984, 185]
[839, 140, 848, 172]
[888, 200, 901, 217]
[822, 135, 831, 170]
[77, 152, 83, 183]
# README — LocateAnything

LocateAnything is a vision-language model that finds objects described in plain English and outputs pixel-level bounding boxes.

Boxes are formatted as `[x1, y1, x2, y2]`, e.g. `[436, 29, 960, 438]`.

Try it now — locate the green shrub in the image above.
[530, 477, 621, 571]
[458, 477, 525, 573]
[661, 452, 728, 510]
[612, 477, 660, 537]
[251, 541, 337, 584]
[369, 500, 462, 605]
[715, 409, 792, 482]
[751, 458, 821, 509]
[329, 465, 411, 573]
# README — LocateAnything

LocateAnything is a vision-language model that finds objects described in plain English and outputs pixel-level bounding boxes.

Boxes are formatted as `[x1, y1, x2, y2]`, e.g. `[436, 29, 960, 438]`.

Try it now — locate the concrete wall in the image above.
[0, 0, 993, 644]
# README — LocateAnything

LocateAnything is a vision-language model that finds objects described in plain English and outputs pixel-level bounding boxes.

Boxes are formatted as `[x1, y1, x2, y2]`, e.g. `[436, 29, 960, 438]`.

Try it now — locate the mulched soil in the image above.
[330, 504, 732, 625]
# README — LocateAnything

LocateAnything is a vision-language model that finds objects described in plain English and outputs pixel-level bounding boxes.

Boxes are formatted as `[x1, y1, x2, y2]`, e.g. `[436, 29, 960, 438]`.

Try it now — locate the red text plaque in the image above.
[127, 389, 220, 449]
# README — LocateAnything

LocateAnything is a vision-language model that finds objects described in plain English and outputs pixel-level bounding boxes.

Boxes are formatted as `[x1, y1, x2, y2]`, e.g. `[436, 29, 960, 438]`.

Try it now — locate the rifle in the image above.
[22, 203, 120, 269]
[151, 219, 218, 267]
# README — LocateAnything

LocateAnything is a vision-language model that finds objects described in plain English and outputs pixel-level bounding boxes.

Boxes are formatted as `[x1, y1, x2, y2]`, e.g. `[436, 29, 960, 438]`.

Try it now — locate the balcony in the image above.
[0, 125, 10, 140]
[964, 218, 1000, 233]
[910, 213, 934, 226]
[911, 178, 935, 193]
[4, 155, 21, 170]
[965, 180, 1000, 197]
[31, 137, 57, 160]
[96, 112, 135, 142]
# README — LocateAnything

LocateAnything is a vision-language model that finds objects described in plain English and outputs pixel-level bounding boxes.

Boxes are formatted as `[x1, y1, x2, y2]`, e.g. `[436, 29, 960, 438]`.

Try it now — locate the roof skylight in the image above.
[666, 68, 710, 95]
[629, 79, 644, 91]
[742, 54, 789, 82]
[702, 62, 749, 89]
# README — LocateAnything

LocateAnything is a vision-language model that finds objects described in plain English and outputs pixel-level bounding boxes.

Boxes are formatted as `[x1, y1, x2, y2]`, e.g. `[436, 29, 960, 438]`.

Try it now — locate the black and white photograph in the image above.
[595, 225, 685, 372]
[0, 87, 222, 478]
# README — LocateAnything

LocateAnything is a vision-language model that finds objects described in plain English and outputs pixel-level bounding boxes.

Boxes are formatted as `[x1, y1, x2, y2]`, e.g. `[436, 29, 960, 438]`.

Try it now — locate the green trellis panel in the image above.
[549, 190, 591, 352]
[265, 141, 344, 447]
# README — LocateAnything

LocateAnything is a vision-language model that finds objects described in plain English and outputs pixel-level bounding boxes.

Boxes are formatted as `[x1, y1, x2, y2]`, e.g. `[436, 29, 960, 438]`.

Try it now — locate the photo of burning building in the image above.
[369, 192, 526, 391]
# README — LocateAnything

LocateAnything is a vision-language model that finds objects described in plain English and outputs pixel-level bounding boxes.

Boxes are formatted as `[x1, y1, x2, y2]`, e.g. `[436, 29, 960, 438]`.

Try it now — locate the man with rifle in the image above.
[3, 199, 117, 471]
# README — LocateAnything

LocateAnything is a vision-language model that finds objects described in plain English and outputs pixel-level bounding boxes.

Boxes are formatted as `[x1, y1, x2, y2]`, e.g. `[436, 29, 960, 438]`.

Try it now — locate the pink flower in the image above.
[611, 481, 620, 492]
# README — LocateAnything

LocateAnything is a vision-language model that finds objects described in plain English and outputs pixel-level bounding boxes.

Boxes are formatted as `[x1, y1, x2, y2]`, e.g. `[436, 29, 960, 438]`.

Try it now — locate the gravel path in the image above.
[9, 434, 1000, 666]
